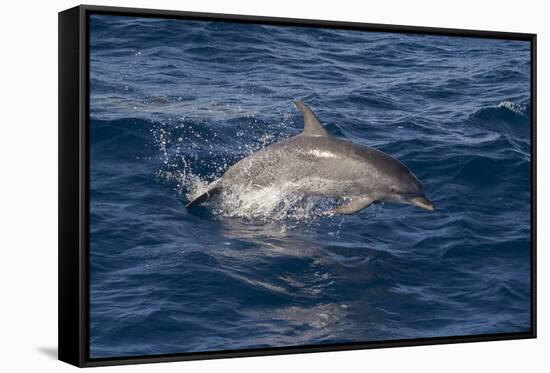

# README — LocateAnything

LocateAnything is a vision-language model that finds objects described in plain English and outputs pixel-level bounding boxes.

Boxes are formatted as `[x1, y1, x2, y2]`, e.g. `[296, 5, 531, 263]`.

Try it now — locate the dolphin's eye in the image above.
[390, 186, 399, 194]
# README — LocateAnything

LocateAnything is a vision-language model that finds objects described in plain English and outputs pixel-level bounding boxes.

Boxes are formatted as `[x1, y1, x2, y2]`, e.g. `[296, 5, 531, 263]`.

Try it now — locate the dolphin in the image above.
[186, 100, 434, 214]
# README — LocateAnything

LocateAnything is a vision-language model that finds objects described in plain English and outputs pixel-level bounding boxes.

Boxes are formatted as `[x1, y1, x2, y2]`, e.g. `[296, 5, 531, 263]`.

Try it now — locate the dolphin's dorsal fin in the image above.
[293, 100, 330, 137]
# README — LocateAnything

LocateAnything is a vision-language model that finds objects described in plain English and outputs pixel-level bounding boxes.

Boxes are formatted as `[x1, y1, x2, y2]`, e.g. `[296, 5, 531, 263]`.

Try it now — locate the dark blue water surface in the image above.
[89, 15, 532, 358]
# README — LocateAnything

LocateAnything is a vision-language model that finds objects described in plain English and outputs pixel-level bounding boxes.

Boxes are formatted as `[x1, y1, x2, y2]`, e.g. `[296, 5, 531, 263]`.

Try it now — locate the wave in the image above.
[469, 100, 530, 126]
[91, 98, 531, 223]
[469, 101, 531, 135]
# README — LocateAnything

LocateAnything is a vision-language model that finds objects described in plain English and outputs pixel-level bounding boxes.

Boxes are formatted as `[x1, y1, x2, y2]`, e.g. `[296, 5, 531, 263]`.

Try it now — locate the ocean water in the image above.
[88, 15, 532, 358]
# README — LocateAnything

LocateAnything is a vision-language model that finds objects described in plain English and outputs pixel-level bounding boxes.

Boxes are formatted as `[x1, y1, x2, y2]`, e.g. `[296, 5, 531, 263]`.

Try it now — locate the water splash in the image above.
[215, 183, 339, 222]
[161, 165, 342, 222]
[148, 108, 337, 222]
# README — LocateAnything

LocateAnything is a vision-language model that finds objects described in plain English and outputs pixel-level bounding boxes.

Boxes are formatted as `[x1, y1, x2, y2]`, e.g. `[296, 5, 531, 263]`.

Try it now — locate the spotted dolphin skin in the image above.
[186, 100, 435, 215]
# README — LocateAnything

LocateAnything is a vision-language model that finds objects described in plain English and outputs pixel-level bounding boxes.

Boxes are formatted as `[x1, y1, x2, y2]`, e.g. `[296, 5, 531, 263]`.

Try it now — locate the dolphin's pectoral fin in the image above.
[185, 186, 222, 208]
[293, 100, 331, 137]
[331, 196, 375, 215]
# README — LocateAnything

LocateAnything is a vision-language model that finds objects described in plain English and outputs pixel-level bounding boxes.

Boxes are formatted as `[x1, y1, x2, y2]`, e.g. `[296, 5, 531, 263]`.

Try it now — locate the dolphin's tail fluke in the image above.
[185, 185, 222, 208]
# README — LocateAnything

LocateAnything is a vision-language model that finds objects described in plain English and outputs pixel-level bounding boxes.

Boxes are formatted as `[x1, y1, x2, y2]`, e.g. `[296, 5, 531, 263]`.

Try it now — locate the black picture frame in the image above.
[59, 4, 537, 367]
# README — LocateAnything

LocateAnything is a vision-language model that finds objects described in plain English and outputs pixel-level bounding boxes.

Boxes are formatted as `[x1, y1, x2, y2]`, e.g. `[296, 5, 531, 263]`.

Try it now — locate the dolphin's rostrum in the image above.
[186, 100, 435, 215]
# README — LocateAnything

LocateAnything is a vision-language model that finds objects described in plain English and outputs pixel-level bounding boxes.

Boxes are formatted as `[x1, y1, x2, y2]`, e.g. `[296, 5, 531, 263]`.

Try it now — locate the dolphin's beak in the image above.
[409, 196, 435, 211]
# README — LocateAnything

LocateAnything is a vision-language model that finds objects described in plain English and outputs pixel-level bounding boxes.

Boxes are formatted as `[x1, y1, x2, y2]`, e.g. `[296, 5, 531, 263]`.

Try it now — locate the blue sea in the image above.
[88, 15, 532, 358]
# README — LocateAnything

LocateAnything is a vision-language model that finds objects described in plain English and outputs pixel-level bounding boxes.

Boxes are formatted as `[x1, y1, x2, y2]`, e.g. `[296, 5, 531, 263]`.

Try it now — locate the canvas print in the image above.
[89, 14, 532, 358]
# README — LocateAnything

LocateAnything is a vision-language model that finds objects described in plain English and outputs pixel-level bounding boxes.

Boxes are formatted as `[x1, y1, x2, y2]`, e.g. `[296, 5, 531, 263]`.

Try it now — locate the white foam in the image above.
[159, 166, 334, 222]
[497, 101, 526, 115]
[215, 182, 333, 222]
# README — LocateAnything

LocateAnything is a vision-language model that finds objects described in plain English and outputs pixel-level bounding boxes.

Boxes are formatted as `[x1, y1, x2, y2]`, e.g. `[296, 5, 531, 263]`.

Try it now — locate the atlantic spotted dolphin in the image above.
[186, 100, 434, 214]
